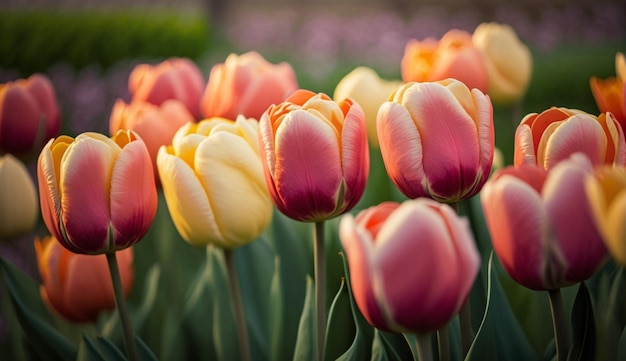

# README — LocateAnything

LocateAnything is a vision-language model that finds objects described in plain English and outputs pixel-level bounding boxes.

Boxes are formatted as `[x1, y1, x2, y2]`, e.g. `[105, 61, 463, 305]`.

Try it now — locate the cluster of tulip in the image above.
[0, 20, 625, 361]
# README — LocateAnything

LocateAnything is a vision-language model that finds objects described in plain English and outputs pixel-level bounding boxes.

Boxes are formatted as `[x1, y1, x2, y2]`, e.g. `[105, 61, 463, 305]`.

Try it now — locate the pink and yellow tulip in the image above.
[0, 154, 38, 240]
[401, 29, 488, 92]
[340, 199, 480, 333]
[259, 89, 369, 222]
[157, 116, 272, 249]
[35, 235, 134, 323]
[472, 22, 533, 105]
[377, 79, 494, 202]
[37, 130, 157, 255]
[590, 52, 626, 130]
[201, 51, 298, 120]
[129, 57, 205, 119]
[109, 99, 194, 181]
[514, 107, 626, 169]
[481, 154, 607, 290]
[0, 74, 60, 157]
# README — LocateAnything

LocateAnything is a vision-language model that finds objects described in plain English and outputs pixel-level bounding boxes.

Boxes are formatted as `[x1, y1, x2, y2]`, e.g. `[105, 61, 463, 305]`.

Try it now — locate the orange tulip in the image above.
[590, 52, 626, 130]
[35, 236, 134, 323]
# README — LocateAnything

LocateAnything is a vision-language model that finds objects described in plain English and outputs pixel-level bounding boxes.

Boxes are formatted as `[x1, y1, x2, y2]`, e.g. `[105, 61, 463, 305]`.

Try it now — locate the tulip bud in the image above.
[35, 236, 133, 323]
[0, 154, 38, 240]
[377, 79, 494, 202]
[481, 154, 608, 290]
[129, 57, 205, 119]
[0, 74, 61, 158]
[514, 107, 626, 169]
[201, 51, 298, 120]
[401, 29, 488, 92]
[472, 22, 533, 105]
[333, 66, 403, 147]
[37, 130, 158, 255]
[586, 166, 626, 265]
[157, 116, 273, 249]
[590, 52, 626, 130]
[340, 199, 480, 334]
[259, 89, 369, 222]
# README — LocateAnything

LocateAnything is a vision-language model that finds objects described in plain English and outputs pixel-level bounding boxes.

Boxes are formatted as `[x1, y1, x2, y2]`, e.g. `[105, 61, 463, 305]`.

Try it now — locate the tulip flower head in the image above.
[35, 236, 134, 323]
[340, 199, 480, 334]
[481, 154, 608, 290]
[590, 52, 626, 130]
[201, 51, 298, 120]
[157, 116, 273, 249]
[0, 74, 61, 158]
[472, 22, 533, 105]
[377, 79, 494, 203]
[333, 66, 404, 147]
[37, 130, 158, 255]
[129, 57, 205, 119]
[259, 89, 369, 222]
[514, 107, 626, 169]
[0, 154, 38, 240]
[401, 29, 488, 92]
[586, 166, 626, 265]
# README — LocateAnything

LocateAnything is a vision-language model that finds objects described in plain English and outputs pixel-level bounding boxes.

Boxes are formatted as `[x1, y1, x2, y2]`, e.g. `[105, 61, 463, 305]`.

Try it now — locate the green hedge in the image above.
[0, 9, 211, 76]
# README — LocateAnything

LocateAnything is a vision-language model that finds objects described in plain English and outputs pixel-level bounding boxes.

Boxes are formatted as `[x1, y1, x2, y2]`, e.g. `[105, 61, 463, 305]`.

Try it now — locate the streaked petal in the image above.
[543, 114, 607, 168]
[605, 191, 626, 265]
[37, 139, 66, 246]
[513, 124, 536, 166]
[340, 100, 369, 212]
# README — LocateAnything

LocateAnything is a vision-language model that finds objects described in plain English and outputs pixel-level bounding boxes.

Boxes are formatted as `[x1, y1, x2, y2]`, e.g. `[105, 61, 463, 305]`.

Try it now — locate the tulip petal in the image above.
[340, 101, 369, 211]
[473, 88, 495, 189]
[109, 140, 157, 250]
[605, 191, 626, 265]
[37, 140, 66, 247]
[542, 114, 607, 168]
[272, 110, 342, 221]
[377, 102, 426, 199]
[514, 123, 537, 166]
[157, 146, 221, 246]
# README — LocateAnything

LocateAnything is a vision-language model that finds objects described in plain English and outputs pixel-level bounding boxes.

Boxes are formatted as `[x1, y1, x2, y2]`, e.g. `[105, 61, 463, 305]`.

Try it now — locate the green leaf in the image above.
[618, 324, 626, 361]
[292, 276, 315, 361]
[324, 278, 355, 361]
[371, 331, 414, 361]
[269, 256, 284, 361]
[465, 252, 536, 361]
[567, 282, 595, 361]
[0, 256, 77, 361]
[76, 335, 125, 361]
[135, 335, 158, 361]
[208, 246, 239, 361]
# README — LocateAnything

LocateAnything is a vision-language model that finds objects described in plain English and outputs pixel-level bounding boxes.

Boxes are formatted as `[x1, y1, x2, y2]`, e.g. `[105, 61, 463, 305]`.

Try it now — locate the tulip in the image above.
[514, 107, 626, 169]
[157, 116, 272, 249]
[481, 154, 607, 290]
[586, 166, 626, 265]
[259, 89, 369, 222]
[340, 198, 480, 334]
[590, 52, 626, 130]
[0, 154, 38, 240]
[37, 130, 158, 255]
[0, 74, 60, 157]
[377, 79, 494, 202]
[109, 99, 194, 181]
[401, 29, 488, 92]
[201, 51, 298, 120]
[129, 57, 204, 119]
[34, 235, 133, 323]
[333, 66, 403, 147]
[472, 22, 533, 105]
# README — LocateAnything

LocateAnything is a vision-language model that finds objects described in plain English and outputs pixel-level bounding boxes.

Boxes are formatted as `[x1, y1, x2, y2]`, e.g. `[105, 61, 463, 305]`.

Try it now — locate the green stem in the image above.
[224, 248, 251, 361]
[459, 299, 473, 356]
[314, 221, 326, 361]
[548, 288, 570, 361]
[105, 252, 138, 361]
[416, 333, 434, 361]
[437, 325, 450, 361]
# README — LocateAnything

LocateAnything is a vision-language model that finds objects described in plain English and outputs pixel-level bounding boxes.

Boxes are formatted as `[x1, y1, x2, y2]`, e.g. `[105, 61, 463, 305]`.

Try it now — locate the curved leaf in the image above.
[293, 276, 315, 361]
[567, 282, 595, 361]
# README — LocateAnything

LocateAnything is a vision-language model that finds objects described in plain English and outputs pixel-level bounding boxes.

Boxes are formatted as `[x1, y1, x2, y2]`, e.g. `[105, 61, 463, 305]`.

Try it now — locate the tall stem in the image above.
[548, 288, 570, 361]
[106, 252, 138, 361]
[437, 325, 450, 361]
[314, 221, 326, 361]
[224, 249, 251, 361]
[453, 201, 473, 357]
[416, 333, 434, 361]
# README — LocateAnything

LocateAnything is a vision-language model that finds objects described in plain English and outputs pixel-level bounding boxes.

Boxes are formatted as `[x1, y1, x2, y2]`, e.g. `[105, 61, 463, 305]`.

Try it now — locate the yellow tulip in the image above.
[0, 154, 38, 240]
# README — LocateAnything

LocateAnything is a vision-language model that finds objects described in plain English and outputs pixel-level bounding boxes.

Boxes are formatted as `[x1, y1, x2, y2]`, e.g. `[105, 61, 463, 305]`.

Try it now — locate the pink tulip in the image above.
[401, 29, 488, 92]
[109, 99, 194, 182]
[0, 74, 60, 157]
[259, 89, 369, 222]
[201, 51, 298, 120]
[340, 199, 480, 333]
[481, 154, 608, 290]
[37, 130, 158, 255]
[129, 57, 204, 119]
[514, 107, 626, 169]
[377, 79, 494, 202]
[35, 235, 133, 323]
